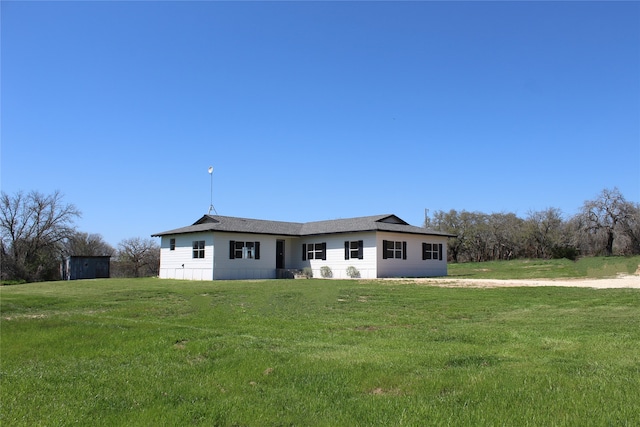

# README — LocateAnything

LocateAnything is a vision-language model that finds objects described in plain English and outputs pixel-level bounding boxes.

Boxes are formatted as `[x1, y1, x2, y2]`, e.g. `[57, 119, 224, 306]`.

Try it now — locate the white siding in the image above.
[157, 230, 449, 281]
[158, 233, 214, 281]
[212, 232, 293, 280]
[376, 232, 448, 278]
[293, 232, 378, 279]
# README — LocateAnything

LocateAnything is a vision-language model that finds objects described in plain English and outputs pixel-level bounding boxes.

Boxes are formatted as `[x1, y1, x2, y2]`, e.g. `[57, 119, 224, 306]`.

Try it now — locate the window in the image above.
[170, 238, 176, 251]
[229, 240, 261, 260]
[302, 242, 326, 260]
[383, 240, 406, 259]
[344, 240, 364, 260]
[192, 240, 205, 258]
[242, 242, 255, 259]
[422, 243, 443, 260]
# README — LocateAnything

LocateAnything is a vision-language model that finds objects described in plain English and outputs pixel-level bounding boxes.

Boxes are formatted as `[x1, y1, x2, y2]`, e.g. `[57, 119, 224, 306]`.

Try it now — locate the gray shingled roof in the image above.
[152, 214, 455, 238]
[152, 215, 303, 237]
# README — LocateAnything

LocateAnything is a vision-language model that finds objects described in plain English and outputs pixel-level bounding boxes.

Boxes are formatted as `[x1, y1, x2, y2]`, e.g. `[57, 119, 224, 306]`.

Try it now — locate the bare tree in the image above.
[63, 232, 115, 257]
[430, 188, 639, 262]
[524, 208, 566, 258]
[616, 202, 640, 255]
[468, 213, 492, 262]
[114, 237, 160, 278]
[431, 209, 470, 262]
[577, 188, 634, 256]
[431, 210, 503, 262]
[1, 190, 81, 282]
[487, 212, 524, 260]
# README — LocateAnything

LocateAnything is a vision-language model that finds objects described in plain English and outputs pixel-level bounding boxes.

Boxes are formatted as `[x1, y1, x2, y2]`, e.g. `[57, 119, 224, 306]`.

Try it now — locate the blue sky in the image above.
[2, 1, 639, 247]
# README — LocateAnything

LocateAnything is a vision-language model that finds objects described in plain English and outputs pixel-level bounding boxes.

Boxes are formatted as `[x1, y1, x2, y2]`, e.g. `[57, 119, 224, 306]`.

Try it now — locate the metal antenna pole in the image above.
[208, 166, 218, 215]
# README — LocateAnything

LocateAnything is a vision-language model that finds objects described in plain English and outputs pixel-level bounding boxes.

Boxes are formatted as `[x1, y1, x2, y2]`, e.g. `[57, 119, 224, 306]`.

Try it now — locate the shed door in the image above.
[95, 260, 109, 278]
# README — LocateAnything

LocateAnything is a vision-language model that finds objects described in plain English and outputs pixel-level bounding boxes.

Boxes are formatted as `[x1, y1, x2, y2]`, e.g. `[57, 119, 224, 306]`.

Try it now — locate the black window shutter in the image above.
[382, 240, 388, 259]
[344, 241, 350, 260]
[229, 240, 235, 259]
[358, 240, 363, 259]
[255, 242, 260, 260]
[438, 243, 443, 261]
[422, 243, 427, 260]
[302, 244, 307, 261]
[402, 241, 407, 260]
[322, 242, 327, 260]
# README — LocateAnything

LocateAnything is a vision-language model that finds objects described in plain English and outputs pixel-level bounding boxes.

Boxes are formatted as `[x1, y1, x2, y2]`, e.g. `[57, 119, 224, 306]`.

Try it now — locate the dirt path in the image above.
[404, 274, 640, 289]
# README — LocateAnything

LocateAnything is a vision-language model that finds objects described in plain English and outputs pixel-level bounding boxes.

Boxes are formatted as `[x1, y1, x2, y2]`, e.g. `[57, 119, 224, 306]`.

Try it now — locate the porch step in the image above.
[276, 269, 310, 279]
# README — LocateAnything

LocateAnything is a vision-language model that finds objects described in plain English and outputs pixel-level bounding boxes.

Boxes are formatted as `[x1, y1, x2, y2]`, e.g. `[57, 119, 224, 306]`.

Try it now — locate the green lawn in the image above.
[1, 261, 639, 426]
[448, 255, 640, 279]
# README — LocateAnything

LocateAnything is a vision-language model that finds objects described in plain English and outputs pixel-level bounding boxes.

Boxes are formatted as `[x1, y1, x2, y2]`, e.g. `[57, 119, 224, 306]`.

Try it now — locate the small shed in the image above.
[62, 256, 111, 280]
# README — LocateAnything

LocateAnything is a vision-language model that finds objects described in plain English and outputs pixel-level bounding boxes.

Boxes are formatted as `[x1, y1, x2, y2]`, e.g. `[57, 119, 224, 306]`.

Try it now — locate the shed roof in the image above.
[152, 214, 455, 238]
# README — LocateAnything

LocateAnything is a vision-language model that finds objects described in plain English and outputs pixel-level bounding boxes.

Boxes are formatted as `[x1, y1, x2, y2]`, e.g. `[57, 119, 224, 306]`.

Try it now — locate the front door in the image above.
[276, 240, 285, 269]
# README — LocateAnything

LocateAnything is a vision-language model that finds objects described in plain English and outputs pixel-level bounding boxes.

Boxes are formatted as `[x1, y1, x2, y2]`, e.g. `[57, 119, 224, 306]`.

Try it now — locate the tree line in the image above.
[1, 190, 159, 283]
[2, 187, 638, 283]
[426, 188, 639, 263]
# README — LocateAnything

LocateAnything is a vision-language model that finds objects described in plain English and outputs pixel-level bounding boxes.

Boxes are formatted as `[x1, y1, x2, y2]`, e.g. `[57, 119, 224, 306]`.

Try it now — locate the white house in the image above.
[151, 214, 454, 280]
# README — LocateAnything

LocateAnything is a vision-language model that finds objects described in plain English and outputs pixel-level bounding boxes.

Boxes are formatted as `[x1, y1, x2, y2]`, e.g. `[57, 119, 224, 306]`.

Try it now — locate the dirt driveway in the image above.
[404, 274, 640, 289]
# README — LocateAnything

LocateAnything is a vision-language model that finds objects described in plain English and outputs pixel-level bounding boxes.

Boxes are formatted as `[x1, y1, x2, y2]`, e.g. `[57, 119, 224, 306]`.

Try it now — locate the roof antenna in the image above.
[208, 166, 218, 215]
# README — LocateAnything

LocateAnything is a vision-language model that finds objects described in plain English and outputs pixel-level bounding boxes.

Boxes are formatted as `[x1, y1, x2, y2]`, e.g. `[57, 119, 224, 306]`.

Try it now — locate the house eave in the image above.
[152, 228, 456, 239]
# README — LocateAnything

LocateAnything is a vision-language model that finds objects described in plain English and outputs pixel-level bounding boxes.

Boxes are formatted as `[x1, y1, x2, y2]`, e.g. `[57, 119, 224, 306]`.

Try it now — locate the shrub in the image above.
[320, 266, 332, 278]
[551, 245, 580, 261]
[346, 266, 360, 278]
[302, 267, 313, 278]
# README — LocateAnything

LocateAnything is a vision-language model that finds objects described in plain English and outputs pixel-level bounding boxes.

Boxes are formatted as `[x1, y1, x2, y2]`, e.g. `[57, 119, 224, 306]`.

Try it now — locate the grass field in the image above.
[448, 255, 640, 280]
[1, 258, 639, 426]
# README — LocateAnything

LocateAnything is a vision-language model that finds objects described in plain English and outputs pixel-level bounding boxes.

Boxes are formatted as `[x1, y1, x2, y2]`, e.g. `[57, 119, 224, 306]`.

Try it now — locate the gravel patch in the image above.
[400, 274, 640, 289]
